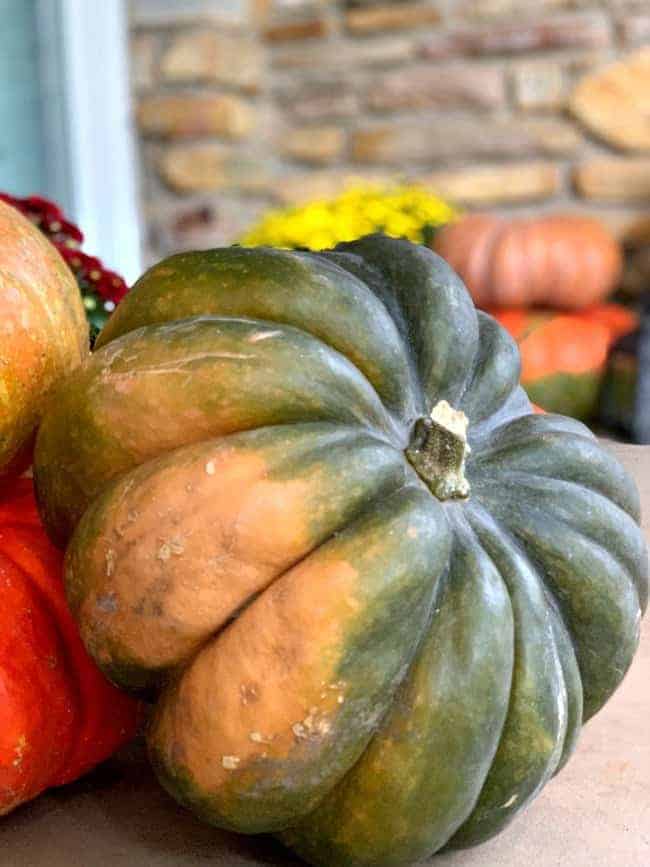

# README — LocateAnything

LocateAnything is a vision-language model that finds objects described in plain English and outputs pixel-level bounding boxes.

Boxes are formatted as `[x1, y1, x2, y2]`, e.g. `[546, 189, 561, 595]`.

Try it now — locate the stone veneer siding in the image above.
[129, 0, 650, 262]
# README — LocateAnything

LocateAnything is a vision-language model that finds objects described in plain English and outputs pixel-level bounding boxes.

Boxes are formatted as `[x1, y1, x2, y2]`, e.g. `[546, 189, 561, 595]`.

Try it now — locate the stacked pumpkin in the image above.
[434, 213, 636, 420]
[0, 199, 138, 815]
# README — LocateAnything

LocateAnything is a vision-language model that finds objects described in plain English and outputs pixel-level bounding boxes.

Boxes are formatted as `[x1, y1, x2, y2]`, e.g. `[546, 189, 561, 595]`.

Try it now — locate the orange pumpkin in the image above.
[0, 199, 88, 478]
[490, 304, 638, 420]
[434, 214, 622, 310]
[0, 478, 139, 815]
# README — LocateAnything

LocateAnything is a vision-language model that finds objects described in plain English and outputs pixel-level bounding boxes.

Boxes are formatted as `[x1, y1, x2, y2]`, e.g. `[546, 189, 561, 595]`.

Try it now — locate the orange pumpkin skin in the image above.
[434, 214, 623, 310]
[490, 304, 638, 419]
[0, 479, 139, 816]
[0, 200, 88, 478]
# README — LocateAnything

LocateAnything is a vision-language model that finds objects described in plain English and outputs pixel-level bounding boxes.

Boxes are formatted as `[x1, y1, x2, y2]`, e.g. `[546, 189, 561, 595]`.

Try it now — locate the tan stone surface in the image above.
[1, 442, 648, 866]
[272, 37, 414, 70]
[367, 64, 505, 111]
[137, 93, 255, 139]
[570, 49, 650, 151]
[280, 127, 345, 165]
[420, 13, 610, 59]
[264, 17, 331, 42]
[346, 2, 441, 34]
[159, 145, 269, 193]
[270, 170, 391, 205]
[161, 32, 263, 92]
[512, 62, 565, 111]
[351, 119, 580, 164]
[575, 157, 650, 201]
[424, 162, 560, 204]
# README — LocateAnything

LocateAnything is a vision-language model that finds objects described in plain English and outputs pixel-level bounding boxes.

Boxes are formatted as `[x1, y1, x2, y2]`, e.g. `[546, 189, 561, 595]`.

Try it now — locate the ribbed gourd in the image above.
[33, 235, 647, 867]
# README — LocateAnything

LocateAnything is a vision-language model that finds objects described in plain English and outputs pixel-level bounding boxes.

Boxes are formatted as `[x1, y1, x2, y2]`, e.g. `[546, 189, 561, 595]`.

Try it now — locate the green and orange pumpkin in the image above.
[491, 304, 638, 420]
[33, 236, 647, 866]
[0, 199, 88, 479]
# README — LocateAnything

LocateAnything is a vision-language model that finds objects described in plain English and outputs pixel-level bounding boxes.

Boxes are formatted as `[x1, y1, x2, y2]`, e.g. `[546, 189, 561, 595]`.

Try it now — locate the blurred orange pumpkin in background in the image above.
[434, 213, 623, 311]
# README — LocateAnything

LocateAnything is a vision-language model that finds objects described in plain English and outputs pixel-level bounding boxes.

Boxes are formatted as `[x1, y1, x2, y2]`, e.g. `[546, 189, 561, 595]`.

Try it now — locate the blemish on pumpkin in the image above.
[96, 593, 119, 613]
[157, 543, 171, 562]
[158, 538, 185, 561]
[249, 731, 273, 744]
[205, 461, 216, 476]
[240, 682, 260, 705]
[222, 755, 240, 770]
[105, 549, 116, 577]
[13, 735, 27, 768]
[292, 707, 332, 741]
[248, 330, 282, 343]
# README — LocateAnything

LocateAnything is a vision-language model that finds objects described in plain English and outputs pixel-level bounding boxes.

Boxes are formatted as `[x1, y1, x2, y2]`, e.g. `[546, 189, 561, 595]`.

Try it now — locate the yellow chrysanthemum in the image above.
[240, 184, 459, 250]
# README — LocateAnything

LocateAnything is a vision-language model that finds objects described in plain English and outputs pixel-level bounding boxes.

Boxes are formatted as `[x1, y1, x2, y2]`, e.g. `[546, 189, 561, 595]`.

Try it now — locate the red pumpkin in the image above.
[0, 479, 139, 815]
[434, 213, 622, 310]
[0, 199, 88, 479]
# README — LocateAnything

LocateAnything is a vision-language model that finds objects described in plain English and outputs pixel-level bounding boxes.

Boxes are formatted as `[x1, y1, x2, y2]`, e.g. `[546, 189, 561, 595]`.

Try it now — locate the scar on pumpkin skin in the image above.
[12, 735, 28, 768]
[248, 331, 283, 343]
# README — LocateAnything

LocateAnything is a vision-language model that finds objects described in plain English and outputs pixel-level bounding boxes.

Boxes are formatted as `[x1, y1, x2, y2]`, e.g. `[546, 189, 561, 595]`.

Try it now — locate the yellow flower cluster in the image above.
[240, 184, 458, 250]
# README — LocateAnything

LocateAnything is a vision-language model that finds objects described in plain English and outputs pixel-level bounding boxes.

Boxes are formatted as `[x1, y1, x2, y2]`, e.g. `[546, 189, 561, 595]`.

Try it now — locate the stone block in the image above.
[422, 162, 561, 204]
[159, 144, 270, 193]
[280, 126, 346, 164]
[512, 62, 565, 111]
[161, 32, 263, 92]
[368, 64, 504, 111]
[137, 94, 255, 139]
[574, 158, 650, 201]
[420, 14, 610, 59]
[570, 49, 650, 151]
[346, 3, 441, 34]
[351, 117, 581, 164]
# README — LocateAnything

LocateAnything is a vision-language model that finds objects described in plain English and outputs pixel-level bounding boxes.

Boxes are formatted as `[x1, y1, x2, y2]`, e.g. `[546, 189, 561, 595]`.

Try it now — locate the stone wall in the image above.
[129, 0, 650, 262]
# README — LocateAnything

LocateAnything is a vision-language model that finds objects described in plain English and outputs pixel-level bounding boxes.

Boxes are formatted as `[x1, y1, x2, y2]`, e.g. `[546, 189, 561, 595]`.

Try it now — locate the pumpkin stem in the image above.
[406, 400, 470, 501]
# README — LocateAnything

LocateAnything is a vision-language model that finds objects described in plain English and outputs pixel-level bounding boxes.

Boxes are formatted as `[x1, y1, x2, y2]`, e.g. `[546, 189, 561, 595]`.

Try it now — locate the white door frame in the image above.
[36, 0, 142, 283]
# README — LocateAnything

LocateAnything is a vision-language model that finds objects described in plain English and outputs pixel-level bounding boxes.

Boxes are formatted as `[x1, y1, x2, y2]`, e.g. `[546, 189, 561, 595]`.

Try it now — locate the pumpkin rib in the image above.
[475, 487, 642, 721]
[0, 479, 139, 812]
[332, 235, 479, 410]
[64, 423, 413, 692]
[0, 539, 82, 788]
[489, 472, 648, 612]
[96, 246, 419, 422]
[449, 504, 571, 849]
[36, 316, 405, 548]
[548, 602, 583, 774]
[282, 512, 513, 867]
[0, 520, 138, 787]
[470, 430, 641, 523]
[458, 312, 521, 425]
[148, 484, 451, 835]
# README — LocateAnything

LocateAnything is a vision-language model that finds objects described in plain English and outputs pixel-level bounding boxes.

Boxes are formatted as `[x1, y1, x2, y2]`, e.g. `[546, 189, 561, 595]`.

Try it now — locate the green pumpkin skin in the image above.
[33, 235, 648, 867]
